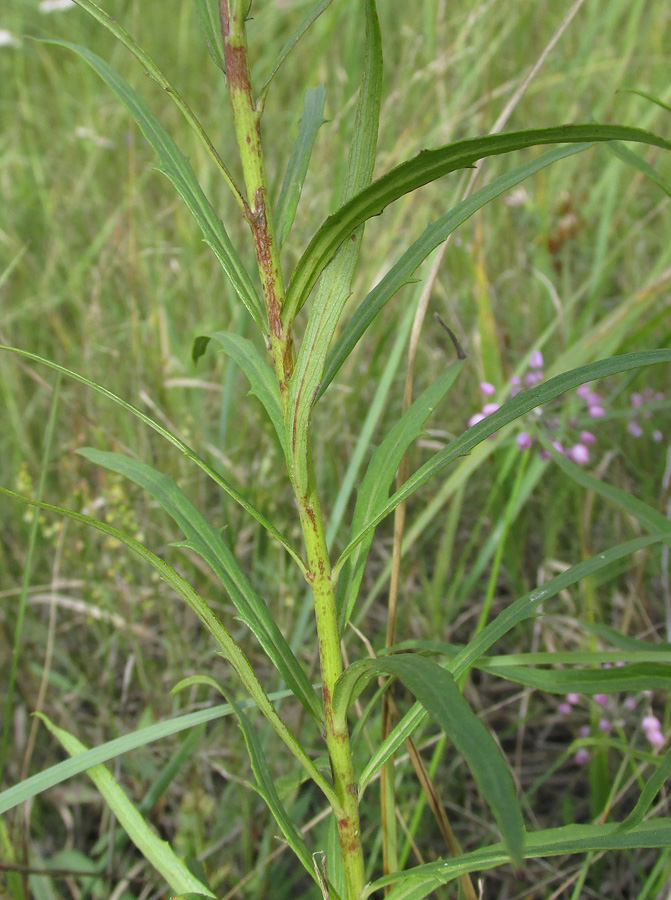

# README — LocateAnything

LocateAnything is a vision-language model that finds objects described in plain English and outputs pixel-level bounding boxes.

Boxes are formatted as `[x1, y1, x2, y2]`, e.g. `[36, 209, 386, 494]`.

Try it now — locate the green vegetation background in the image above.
[1, 0, 670, 897]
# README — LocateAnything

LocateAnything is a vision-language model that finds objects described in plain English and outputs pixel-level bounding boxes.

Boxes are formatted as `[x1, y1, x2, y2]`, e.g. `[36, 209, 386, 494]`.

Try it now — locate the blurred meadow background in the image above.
[1, 0, 671, 897]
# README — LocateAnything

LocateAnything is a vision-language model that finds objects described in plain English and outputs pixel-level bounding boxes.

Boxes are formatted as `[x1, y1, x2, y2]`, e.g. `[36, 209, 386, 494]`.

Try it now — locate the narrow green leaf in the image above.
[608, 142, 671, 199]
[276, 85, 327, 248]
[358, 535, 665, 790]
[367, 819, 671, 900]
[480, 661, 671, 695]
[173, 676, 319, 885]
[616, 746, 671, 833]
[336, 360, 464, 631]
[0, 695, 299, 816]
[0, 486, 336, 805]
[335, 350, 671, 577]
[76, 449, 320, 721]
[36, 714, 215, 897]
[193, 0, 225, 69]
[287, 0, 382, 498]
[333, 654, 524, 866]
[0, 346, 303, 569]
[285, 125, 671, 321]
[68, 0, 242, 204]
[543, 437, 671, 535]
[259, 0, 336, 101]
[320, 144, 588, 398]
[206, 331, 287, 456]
[619, 87, 671, 115]
[45, 40, 266, 331]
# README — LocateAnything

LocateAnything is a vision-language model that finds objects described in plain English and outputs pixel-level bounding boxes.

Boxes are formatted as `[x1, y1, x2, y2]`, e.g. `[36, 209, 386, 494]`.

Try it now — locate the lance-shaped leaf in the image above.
[0, 345, 303, 569]
[37, 714, 216, 898]
[542, 437, 671, 535]
[332, 654, 524, 866]
[616, 746, 671, 833]
[319, 143, 588, 398]
[358, 534, 665, 790]
[77, 449, 321, 722]
[275, 84, 327, 248]
[336, 360, 464, 631]
[172, 676, 319, 885]
[284, 124, 671, 322]
[194, 331, 287, 457]
[287, 0, 382, 497]
[46, 40, 266, 331]
[478, 661, 671, 695]
[193, 0, 225, 70]
[334, 349, 671, 578]
[0, 696, 297, 816]
[0, 485, 336, 804]
[366, 819, 671, 900]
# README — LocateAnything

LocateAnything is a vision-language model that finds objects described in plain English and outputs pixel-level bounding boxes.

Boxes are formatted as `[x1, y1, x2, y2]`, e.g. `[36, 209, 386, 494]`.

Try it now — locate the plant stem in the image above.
[219, 5, 366, 895]
[298, 479, 366, 900]
[218, 0, 294, 401]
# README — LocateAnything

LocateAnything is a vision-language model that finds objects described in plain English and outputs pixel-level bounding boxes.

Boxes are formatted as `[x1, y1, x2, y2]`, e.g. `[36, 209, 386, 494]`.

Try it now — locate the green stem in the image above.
[219, 5, 366, 895]
[298, 480, 366, 900]
[218, 0, 294, 400]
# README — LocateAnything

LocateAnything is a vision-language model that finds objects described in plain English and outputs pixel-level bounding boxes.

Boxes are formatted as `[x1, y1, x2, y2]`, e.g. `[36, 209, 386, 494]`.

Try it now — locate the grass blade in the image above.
[45, 40, 266, 331]
[333, 655, 524, 865]
[259, 0, 336, 102]
[76, 449, 321, 722]
[284, 124, 671, 321]
[335, 350, 671, 578]
[336, 360, 464, 631]
[275, 84, 327, 248]
[36, 714, 216, 897]
[0, 486, 336, 804]
[0, 696, 298, 816]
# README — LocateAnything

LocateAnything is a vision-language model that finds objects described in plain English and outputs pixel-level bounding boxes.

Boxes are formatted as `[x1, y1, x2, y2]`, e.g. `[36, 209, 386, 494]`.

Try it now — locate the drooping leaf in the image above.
[68, 0, 240, 201]
[204, 331, 287, 456]
[319, 144, 588, 398]
[335, 349, 671, 577]
[45, 40, 266, 331]
[366, 819, 671, 900]
[76, 449, 320, 721]
[608, 141, 671, 199]
[0, 345, 302, 567]
[0, 694, 298, 816]
[358, 534, 665, 790]
[173, 675, 319, 885]
[543, 437, 671, 535]
[0, 485, 335, 804]
[36, 714, 216, 897]
[284, 124, 671, 321]
[332, 654, 524, 866]
[275, 84, 327, 248]
[286, 0, 382, 500]
[336, 360, 464, 631]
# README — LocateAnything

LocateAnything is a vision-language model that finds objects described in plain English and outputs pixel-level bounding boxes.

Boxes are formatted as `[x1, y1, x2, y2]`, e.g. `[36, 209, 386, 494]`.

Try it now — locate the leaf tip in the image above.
[192, 335, 211, 366]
